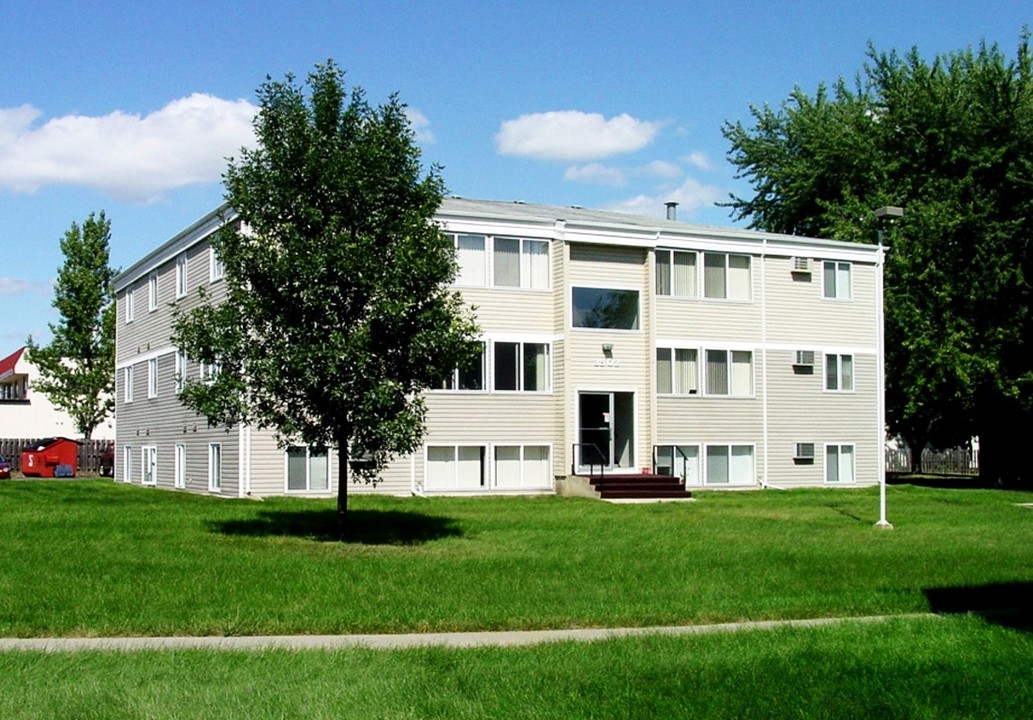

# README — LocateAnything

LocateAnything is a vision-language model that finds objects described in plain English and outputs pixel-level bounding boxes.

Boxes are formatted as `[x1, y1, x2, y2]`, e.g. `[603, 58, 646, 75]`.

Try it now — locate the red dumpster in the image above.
[21, 437, 81, 478]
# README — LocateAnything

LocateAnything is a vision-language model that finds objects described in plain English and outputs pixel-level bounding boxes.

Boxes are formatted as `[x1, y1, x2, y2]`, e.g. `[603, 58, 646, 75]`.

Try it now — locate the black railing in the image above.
[652, 444, 691, 482]
[571, 443, 607, 490]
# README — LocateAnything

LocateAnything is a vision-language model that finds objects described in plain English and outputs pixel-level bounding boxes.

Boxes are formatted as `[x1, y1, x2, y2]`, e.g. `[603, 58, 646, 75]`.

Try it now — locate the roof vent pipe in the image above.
[665, 201, 678, 221]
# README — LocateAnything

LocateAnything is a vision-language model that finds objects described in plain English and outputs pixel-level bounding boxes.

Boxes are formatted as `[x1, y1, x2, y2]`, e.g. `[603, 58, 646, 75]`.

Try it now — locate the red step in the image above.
[587, 473, 692, 500]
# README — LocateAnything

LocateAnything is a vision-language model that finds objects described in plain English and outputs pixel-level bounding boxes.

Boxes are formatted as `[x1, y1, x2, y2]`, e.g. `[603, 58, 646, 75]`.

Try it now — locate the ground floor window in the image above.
[142, 446, 157, 485]
[493, 445, 551, 489]
[209, 443, 222, 491]
[286, 446, 330, 491]
[705, 444, 754, 485]
[425, 445, 486, 490]
[825, 444, 855, 483]
[122, 446, 133, 483]
[655, 444, 700, 485]
[174, 444, 186, 489]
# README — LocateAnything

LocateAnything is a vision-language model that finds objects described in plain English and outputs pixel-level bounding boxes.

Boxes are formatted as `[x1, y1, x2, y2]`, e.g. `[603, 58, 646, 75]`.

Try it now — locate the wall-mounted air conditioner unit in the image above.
[792, 257, 811, 273]
[794, 350, 815, 367]
[794, 443, 816, 461]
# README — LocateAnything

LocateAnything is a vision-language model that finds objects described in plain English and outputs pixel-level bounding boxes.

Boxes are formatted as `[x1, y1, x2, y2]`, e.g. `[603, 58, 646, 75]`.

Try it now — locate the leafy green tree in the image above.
[722, 34, 1033, 482]
[172, 61, 480, 525]
[26, 212, 117, 441]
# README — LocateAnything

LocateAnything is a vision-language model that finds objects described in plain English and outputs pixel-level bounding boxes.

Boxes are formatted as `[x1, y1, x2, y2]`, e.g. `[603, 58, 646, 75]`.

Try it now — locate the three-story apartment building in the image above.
[114, 198, 884, 496]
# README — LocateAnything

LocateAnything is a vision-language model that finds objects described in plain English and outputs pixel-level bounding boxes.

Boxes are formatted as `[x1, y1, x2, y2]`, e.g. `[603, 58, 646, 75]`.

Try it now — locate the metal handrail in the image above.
[652, 444, 690, 482]
[571, 443, 607, 491]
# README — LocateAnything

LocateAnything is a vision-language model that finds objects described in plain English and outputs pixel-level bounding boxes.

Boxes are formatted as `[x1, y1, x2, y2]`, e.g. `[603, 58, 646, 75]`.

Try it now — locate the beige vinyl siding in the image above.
[764, 255, 877, 346]
[763, 350, 878, 487]
[654, 297, 762, 342]
[457, 287, 555, 333]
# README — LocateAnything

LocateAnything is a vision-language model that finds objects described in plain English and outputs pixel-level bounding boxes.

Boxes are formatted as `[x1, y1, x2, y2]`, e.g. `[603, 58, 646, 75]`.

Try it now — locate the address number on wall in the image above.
[594, 359, 622, 368]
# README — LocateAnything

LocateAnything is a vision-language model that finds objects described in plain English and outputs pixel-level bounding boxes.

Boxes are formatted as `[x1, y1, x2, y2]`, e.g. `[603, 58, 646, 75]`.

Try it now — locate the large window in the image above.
[572, 287, 640, 330]
[825, 444, 855, 483]
[441, 342, 485, 391]
[142, 446, 157, 486]
[494, 237, 549, 289]
[656, 348, 699, 395]
[208, 443, 222, 491]
[175, 253, 188, 298]
[823, 261, 852, 300]
[493, 445, 551, 489]
[704, 350, 753, 396]
[286, 446, 330, 492]
[493, 342, 549, 392]
[455, 234, 486, 286]
[656, 249, 697, 298]
[426, 445, 485, 490]
[703, 253, 751, 300]
[825, 354, 854, 391]
[705, 445, 754, 485]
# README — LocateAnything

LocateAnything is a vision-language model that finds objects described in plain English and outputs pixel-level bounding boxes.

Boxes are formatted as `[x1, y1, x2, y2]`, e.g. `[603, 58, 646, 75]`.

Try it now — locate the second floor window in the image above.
[493, 237, 549, 289]
[175, 253, 188, 298]
[493, 342, 550, 392]
[825, 353, 854, 391]
[703, 253, 751, 301]
[440, 343, 485, 391]
[148, 273, 158, 311]
[705, 350, 754, 396]
[572, 287, 640, 330]
[656, 249, 697, 298]
[656, 348, 699, 395]
[823, 261, 852, 300]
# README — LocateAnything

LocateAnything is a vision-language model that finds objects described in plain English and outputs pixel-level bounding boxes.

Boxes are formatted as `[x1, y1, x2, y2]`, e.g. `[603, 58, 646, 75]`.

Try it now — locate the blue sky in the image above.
[2, 1, 1030, 345]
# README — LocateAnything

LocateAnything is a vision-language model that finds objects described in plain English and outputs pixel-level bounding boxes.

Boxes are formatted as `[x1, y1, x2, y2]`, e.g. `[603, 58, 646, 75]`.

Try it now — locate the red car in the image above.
[0, 454, 10, 479]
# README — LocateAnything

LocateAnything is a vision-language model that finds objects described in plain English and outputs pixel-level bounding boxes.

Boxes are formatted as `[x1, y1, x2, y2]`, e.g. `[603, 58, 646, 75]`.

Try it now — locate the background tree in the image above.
[722, 34, 1033, 482]
[26, 212, 117, 441]
[172, 61, 480, 526]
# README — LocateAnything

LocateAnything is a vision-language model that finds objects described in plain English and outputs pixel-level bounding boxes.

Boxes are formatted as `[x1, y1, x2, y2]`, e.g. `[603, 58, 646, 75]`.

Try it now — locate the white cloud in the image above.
[683, 151, 712, 171]
[0, 95, 257, 204]
[496, 111, 662, 161]
[608, 177, 724, 218]
[564, 163, 627, 187]
[405, 108, 435, 143]
[0, 277, 30, 295]
[641, 160, 683, 179]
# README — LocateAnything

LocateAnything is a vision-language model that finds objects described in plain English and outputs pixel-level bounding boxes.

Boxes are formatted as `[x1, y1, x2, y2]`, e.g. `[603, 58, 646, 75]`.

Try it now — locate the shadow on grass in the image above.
[210, 508, 463, 545]
[887, 472, 989, 490]
[925, 581, 1033, 633]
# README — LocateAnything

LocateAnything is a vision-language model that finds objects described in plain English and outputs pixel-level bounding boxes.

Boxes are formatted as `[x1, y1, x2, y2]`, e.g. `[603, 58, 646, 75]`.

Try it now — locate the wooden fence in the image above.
[885, 446, 979, 475]
[0, 438, 114, 476]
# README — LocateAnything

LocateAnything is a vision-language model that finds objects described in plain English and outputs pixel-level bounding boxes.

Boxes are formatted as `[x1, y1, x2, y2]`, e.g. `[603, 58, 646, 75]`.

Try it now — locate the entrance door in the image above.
[578, 392, 635, 471]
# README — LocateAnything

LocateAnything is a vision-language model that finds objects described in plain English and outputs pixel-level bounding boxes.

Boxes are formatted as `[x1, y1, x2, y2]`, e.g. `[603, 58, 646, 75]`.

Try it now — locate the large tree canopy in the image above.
[723, 34, 1033, 481]
[172, 61, 480, 521]
[26, 212, 116, 441]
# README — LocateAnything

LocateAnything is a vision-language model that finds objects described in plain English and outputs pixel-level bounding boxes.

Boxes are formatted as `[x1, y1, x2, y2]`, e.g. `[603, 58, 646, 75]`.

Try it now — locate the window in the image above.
[125, 288, 135, 322]
[175, 350, 186, 393]
[148, 272, 158, 311]
[656, 348, 699, 395]
[656, 249, 697, 297]
[572, 287, 639, 330]
[441, 343, 485, 391]
[175, 253, 188, 298]
[493, 237, 549, 289]
[124, 366, 134, 403]
[174, 444, 186, 489]
[704, 350, 753, 396]
[825, 354, 854, 391]
[825, 444, 856, 483]
[200, 361, 220, 385]
[122, 446, 133, 483]
[823, 261, 852, 300]
[208, 443, 222, 491]
[493, 342, 549, 392]
[455, 234, 486, 286]
[425, 445, 485, 490]
[147, 358, 158, 398]
[142, 446, 157, 485]
[705, 445, 754, 485]
[703, 253, 751, 300]
[655, 445, 700, 485]
[494, 445, 551, 489]
[286, 446, 330, 492]
[209, 246, 224, 282]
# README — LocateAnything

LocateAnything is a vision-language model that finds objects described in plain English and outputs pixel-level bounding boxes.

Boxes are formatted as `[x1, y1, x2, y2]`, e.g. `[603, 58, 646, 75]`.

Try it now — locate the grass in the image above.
[1, 616, 1031, 718]
[1, 479, 1031, 637]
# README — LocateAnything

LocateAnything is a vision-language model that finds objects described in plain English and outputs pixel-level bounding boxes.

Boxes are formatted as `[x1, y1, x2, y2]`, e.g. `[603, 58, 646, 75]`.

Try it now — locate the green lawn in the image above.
[1, 479, 1030, 637]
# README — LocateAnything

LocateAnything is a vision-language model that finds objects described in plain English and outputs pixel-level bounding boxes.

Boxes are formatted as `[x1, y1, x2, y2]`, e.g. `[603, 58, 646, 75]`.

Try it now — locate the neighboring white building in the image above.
[0, 347, 115, 440]
[113, 198, 884, 497]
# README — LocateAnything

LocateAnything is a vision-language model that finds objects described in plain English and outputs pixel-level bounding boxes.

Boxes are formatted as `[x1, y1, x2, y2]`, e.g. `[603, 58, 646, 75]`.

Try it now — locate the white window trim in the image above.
[174, 443, 186, 489]
[208, 442, 222, 492]
[175, 350, 186, 393]
[655, 347, 701, 396]
[125, 287, 135, 323]
[199, 361, 220, 385]
[122, 446, 133, 484]
[703, 443, 756, 487]
[824, 353, 855, 393]
[148, 272, 158, 312]
[822, 260, 853, 301]
[141, 446, 157, 486]
[433, 342, 486, 393]
[702, 348, 755, 398]
[209, 245, 224, 282]
[147, 358, 158, 398]
[422, 444, 487, 492]
[491, 443, 554, 490]
[824, 443, 857, 484]
[175, 253, 188, 299]
[491, 236, 551, 291]
[283, 445, 333, 493]
[702, 252, 753, 302]
[655, 248, 699, 299]
[653, 443, 702, 485]
[124, 366, 134, 403]
[490, 341, 552, 393]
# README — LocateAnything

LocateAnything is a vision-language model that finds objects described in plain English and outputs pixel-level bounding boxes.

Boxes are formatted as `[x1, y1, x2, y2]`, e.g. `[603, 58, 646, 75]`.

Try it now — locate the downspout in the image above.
[760, 236, 769, 488]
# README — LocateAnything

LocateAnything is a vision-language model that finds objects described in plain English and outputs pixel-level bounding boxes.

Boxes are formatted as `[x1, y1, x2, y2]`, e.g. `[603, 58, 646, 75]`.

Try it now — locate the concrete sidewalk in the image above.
[0, 614, 937, 652]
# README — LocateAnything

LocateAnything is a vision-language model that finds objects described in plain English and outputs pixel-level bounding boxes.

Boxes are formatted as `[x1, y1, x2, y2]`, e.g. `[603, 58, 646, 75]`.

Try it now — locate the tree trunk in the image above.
[336, 431, 350, 538]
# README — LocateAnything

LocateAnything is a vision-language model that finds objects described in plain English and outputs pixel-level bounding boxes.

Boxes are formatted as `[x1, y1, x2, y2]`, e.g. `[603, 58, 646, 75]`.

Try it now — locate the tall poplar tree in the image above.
[172, 61, 480, 527]
[26, 212, 117, 441]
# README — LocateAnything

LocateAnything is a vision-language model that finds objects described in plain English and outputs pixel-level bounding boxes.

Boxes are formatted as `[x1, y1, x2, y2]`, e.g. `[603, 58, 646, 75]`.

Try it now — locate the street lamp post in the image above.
[873, 205, 903, 530]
